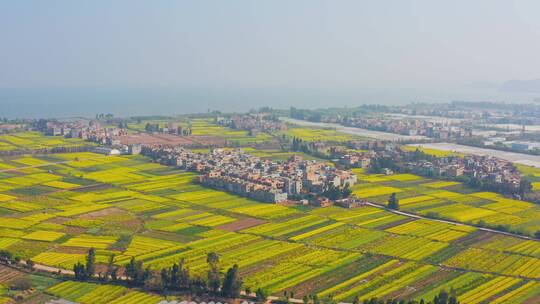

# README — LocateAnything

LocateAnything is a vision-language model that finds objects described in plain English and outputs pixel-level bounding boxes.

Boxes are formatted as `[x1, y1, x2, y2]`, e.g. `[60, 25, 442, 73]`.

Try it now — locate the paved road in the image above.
[32, 263, 74, 275]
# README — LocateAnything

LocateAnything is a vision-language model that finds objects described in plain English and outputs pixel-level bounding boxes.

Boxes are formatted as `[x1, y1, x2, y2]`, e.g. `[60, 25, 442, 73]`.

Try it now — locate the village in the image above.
[142, 146, 359, 206]
[216, 113, 288, 135]
[19, 115, 534, 201]
[342, 116, 473, 140]
[367, 148, 528, 197]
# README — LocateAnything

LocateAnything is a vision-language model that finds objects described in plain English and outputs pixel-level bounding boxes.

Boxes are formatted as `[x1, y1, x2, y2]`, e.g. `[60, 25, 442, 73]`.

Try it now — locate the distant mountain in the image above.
[500, 79, 540, 93]
[464, 81, 500, 89]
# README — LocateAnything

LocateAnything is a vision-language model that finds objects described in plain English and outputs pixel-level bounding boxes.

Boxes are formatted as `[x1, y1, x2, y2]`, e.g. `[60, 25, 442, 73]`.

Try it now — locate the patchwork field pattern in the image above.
[0, 150, 538, 303]
[0, 131, 93, 152]
[280, 127, 359, 143]
[352, 171, 540, 236]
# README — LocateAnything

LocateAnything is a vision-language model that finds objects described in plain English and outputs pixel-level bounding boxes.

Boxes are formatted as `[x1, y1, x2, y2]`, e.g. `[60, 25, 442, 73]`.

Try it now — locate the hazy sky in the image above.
[1, 1, 540, 116]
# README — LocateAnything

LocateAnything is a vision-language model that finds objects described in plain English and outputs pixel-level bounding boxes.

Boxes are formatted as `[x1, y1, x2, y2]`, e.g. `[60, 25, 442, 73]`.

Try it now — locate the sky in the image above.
[1, 1, 540, 117]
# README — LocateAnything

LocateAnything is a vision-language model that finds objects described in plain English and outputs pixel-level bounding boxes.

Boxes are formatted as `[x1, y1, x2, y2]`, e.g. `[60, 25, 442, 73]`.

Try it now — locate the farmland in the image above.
[279, 126, 361, 143]
[352, 169, 540, 236]
[128, 118, 276, 146]
[0, 131, 93, 153]
[0, 151, 538, 303]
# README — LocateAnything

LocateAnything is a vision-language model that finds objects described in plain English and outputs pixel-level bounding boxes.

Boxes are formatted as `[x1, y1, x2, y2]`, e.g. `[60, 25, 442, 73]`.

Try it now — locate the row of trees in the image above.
[290, 137, 328, 159]
[144, 122, 193, 135]
[144, 123, 161, 132]
[322, 183, 352, 200]
[1, 247, 460, 303]
[73, 249, 243, 298]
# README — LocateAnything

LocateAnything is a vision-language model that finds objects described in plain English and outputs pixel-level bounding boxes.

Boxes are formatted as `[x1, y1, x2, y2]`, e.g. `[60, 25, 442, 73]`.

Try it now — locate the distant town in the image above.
[1, 102, 540, 304]
[1, 102, 537, 204]
[143, 146, 357, 205]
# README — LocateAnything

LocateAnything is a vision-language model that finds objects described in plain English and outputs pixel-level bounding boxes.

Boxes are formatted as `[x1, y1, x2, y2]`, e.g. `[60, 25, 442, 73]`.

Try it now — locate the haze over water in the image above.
[2, 1, 540, 118]
[2, 86, 539, 119]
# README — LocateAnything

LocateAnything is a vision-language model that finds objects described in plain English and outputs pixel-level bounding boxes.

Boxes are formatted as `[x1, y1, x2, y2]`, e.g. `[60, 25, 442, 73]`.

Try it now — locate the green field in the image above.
[128, 118, 275, 145]
[0, 151, 538, 303]
[352, 169, 540, 237]
[0, 131, 93, 152]
[279, 126, 360, 143]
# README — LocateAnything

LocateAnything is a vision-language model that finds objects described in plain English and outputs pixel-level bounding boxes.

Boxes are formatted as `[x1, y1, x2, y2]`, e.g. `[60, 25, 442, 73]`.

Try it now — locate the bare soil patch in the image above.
[79, 207, 125, 219]
[45, 217, 70, 224]
[524, 295, 540, 304]
[63, 226, 87, 235]
[71, 183, 113, 193]
[386, 268, 457, 300]
[55, 246, 90, 254]
[219, 218, 266, 232]
[0, 265, 24, 283]
[114, 134, 226, 147]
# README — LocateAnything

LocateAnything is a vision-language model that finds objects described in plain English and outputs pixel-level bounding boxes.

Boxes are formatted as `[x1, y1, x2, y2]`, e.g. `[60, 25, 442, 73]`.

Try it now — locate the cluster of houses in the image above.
[330, 146, 374, 168]
[145, 122, 193, 136]
[216, 114, 287, 136]
[142, 146, 357, 204]
[404, 154, 523, 190]
[0, 123, 27, 133]
[40, 120, 127, 145]
[342, 117, 473, 139]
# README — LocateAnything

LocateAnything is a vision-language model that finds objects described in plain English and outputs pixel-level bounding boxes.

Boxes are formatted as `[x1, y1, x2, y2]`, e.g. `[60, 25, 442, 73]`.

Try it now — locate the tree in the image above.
[160, 259, 191, 292]
[125, 257, 147, 286]
[161, 268, 171, 291]
[72, 248, 96, 280]
[178, 258, 190, 289]
[73, 262, 86, 280]
[0, 250, 13, 263]
[85, 248, 96, 278]
[432, 289, 458, 304]
[26, 259, 35, 271]
[105, 254, 117, 282]
[170, 263, 180, 288]
[256, 288, 268, 302]
[125, 257, 138, 283]
[144, 273, 164, 292]
[353, 295, 360, 304]
[342, 183, 352, 198]
[190, 276, 207, 296]
[207, 252, 220, 292]
[323, 294, 336, 304]
[519, 176, 533, 195]
[222, 264, 242, 298]
[387, 193, 399, 210]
